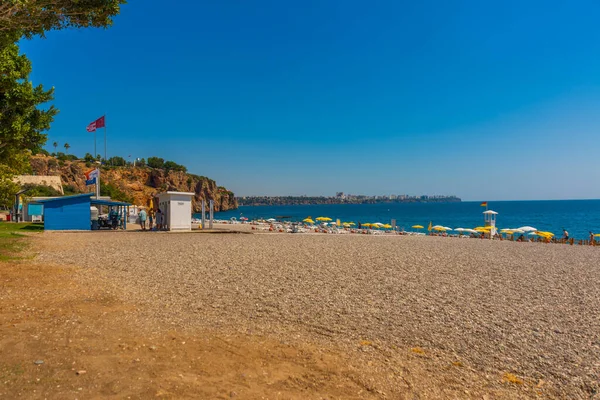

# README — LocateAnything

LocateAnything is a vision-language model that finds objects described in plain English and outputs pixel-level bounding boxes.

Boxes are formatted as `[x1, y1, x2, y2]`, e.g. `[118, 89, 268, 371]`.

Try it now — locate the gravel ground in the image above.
[37, 231, 600, 398]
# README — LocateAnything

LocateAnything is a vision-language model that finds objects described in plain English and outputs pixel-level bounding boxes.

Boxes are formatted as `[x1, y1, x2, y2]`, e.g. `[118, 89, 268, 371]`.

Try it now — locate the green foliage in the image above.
[62, 184, 78, 195]
[164, 160, 186, 173]
[100, 182, 133, 203]
[0, 32, 57, 172]
[137, 158, 146, 167]
[21, 183, 62, 197]
[108, 156, 126, 166]
[0, 222, 43, 261]
[147, 156, 164, 169]
[84, 152, 95, 162]
[0, 1, 126, 38]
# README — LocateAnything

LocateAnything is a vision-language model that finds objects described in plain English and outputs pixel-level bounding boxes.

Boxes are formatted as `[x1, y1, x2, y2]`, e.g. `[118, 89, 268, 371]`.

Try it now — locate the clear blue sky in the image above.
[19, 0, 600, 200]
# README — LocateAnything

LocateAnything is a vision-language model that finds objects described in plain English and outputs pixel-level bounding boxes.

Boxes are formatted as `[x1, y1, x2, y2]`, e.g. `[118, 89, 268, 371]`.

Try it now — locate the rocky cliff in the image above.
[28, 155, 238, 212]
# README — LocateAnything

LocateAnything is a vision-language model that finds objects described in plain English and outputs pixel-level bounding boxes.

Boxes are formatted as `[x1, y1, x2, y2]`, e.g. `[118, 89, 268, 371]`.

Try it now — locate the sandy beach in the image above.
[24, 229, 599, 398]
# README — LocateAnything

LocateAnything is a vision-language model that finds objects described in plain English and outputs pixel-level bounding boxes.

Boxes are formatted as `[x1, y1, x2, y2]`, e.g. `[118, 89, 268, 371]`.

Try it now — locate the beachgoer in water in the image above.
[139, 208, 147, 231]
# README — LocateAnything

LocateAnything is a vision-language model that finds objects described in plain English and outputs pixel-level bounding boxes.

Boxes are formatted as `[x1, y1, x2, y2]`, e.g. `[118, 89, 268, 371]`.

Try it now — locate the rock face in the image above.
[29, 155, 238, 212]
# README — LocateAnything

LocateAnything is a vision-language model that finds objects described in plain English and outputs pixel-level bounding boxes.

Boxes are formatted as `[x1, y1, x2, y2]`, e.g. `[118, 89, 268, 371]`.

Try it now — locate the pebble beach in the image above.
[36, 230, 600, 398]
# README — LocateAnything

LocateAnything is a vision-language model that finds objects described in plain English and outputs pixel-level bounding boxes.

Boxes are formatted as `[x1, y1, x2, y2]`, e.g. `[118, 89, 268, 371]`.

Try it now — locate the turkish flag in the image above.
[95, 116, 105, 129]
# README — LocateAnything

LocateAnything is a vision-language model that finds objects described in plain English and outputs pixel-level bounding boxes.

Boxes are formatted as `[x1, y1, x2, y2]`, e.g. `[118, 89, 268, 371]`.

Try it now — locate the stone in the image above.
[33, 360, 44, 365]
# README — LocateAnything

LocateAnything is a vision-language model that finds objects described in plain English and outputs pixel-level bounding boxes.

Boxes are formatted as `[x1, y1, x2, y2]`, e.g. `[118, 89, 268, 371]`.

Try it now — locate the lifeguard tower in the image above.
[483, 210, 498, 236]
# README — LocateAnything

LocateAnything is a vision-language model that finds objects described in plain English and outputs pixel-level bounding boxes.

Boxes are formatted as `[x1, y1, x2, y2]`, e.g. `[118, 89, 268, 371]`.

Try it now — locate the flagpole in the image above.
[104, 113, 107, 162]
[94, 130, 97, 159]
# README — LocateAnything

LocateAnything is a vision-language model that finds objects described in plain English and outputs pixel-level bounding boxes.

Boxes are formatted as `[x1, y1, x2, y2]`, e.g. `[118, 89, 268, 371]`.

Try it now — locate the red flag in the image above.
[86, 116, 105, 132]
[95, 116, 105, 129]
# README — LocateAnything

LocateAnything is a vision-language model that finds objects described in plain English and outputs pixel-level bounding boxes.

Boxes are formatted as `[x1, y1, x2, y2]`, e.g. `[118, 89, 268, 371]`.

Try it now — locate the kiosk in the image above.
[157, 191, 195, 231]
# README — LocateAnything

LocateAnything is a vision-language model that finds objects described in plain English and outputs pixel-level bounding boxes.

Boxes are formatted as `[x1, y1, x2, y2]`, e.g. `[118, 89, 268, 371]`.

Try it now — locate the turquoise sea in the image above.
[209, 200, 600, 240]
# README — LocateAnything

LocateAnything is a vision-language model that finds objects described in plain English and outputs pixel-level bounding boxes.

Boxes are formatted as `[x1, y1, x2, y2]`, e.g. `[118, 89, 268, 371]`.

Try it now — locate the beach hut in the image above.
[157, 191, 195, 231]
[38, 193, 131, 231]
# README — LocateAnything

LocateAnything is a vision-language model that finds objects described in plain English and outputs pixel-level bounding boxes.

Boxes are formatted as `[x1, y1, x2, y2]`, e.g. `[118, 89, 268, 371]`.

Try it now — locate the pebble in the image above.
[33, 360, 44, 365]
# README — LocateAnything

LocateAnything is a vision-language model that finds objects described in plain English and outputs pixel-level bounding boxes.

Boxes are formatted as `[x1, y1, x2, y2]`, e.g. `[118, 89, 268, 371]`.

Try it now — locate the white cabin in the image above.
[157, 191, 195, 231]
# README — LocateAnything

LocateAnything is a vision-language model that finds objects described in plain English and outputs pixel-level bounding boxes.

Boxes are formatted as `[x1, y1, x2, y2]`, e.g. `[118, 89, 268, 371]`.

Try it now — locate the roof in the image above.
[37, 193, 94, 203]
[483, 210, 498, 215]
[159, 191, 195, 196]
[36, 193, 131, 207]
[91, 198, 131, 207]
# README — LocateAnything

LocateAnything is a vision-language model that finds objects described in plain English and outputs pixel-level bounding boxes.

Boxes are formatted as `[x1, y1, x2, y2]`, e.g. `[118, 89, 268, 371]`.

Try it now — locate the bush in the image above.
[147, 157, 164, 169]
[62, 185, 78, 195]
[22, 184, 62, 197]
[100, 183, 133, 203]
[164, 160, 186, 173]
[108, 156, 126, 167]
[84, 153, 95, 163]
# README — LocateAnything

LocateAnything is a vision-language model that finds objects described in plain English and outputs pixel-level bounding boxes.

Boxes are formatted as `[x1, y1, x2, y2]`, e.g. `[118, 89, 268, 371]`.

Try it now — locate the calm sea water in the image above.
[206, 200, 600, 240]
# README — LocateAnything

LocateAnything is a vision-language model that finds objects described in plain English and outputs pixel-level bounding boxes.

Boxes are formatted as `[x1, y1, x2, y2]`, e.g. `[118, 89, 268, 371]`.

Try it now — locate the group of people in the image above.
[138, 207, 165, 231]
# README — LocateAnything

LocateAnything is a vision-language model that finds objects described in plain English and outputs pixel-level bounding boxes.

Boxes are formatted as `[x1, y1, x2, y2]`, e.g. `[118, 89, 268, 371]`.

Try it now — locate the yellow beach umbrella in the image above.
[382, 224, 392, 229]
[362, 223, 372, 227]
[346, 222, 356, 226]
[303, 218, 315, 224]
[316, 217, 332, 221]
[412, 225, 424, 229]
[595, 234, 600, 237]
[434, 226, 447, 231]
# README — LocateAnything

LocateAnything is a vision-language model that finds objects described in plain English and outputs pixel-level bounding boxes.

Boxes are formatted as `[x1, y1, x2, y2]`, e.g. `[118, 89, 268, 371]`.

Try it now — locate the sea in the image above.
[205, 200, 600, 240]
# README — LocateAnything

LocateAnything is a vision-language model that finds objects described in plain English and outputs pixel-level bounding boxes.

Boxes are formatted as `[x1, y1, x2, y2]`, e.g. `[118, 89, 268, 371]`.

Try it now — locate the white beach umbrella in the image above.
[517, 226, 537, 232]
[454, 228, 465, 232]
[511, 229, 525, 234]
[463, 229, 477, 233]
[267, 218, 276, 222]
[444, 227, 453, 231]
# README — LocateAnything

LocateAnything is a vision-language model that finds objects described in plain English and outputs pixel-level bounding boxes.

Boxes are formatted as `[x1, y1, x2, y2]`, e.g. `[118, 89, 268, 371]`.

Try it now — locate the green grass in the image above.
[0, 222, 43, 261]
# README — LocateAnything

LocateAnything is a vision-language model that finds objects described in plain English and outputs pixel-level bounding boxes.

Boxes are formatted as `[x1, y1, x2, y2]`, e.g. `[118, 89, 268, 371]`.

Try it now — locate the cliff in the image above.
[28, 155, 238, 212]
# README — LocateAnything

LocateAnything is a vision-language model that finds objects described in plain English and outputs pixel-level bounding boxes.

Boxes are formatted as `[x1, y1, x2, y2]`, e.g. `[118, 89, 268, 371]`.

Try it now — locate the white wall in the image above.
[157, 192, 193, 231]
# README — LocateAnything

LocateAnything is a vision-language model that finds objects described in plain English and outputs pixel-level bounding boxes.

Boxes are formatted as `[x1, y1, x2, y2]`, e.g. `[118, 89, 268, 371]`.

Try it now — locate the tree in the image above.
[84, 152, 95, 162]
[108, 155, 126, 166]
[0, 32, 57, 206]
[147, 157, 164, 169]
[63, 142, 70, 154]
[164, 160, 187, 173]
[0, 1, 126, 38]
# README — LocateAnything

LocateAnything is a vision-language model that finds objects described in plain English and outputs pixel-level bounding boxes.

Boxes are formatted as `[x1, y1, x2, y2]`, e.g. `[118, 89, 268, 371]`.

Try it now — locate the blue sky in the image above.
[20, 0, 600, 200]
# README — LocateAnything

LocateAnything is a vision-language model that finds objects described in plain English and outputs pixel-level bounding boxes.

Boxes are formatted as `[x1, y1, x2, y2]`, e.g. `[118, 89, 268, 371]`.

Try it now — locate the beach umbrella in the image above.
[316, 217, 332, 221]
[443, 227, 453, 231]
[362, 223, 372, 227]
[412, 225, 424, 229]
[240, 216, 248, 221]
[463, 229, 477, 233]
[517, 226, 537, 232]
[373, 222, 383, 226]
[303, 218, 315, 224]
[330, 221, 337, 225]
[382, 224, 392, 229]
[454, 228, 465, 232]
[432, 225, 444, 229]
[595, 234, 600, 237]
[345, 222, 356, 226]
[433, 226, 447, 231]
[267, 218, 276, 222]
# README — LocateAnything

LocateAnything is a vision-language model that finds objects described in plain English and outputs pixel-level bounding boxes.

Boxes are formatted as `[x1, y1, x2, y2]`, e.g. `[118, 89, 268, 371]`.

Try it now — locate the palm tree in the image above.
[53, 141, 58, 153]
[64, 142, 70, 154]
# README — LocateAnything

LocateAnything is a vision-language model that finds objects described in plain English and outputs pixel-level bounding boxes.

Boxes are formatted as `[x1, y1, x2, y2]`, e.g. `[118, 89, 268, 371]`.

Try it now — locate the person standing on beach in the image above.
[562, 228, 569, 242]
[590, 231, 595, 245]
[148, 209, 154, 230]
[139, 208, 147, 231]
[156, 209, 162, 230]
